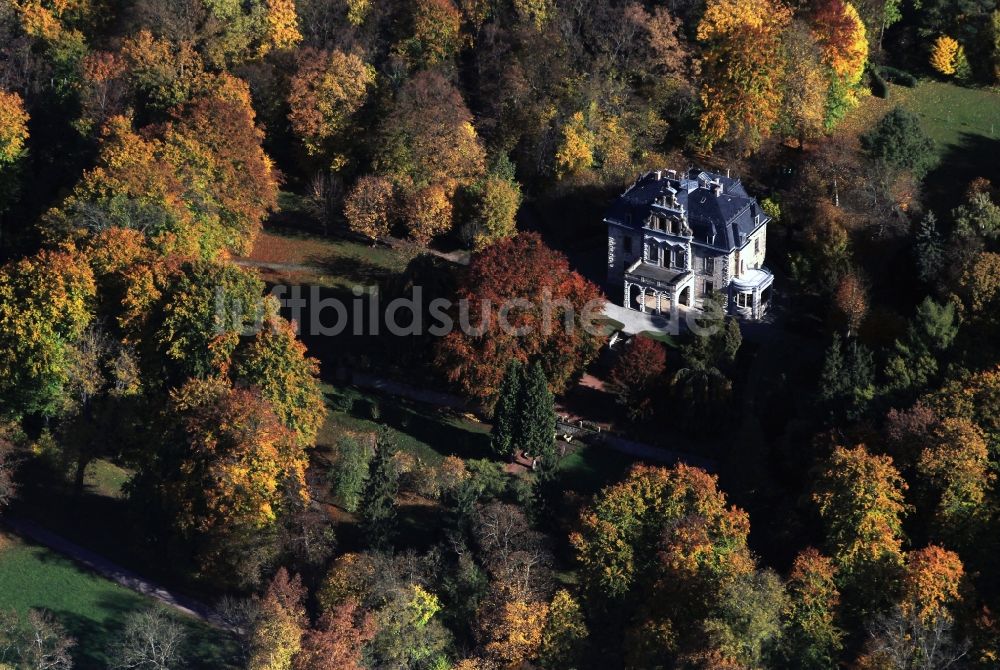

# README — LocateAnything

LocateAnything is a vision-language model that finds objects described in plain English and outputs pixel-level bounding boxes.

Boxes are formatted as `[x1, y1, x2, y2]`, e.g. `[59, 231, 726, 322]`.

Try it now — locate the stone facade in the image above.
[605, 168, 774, 322]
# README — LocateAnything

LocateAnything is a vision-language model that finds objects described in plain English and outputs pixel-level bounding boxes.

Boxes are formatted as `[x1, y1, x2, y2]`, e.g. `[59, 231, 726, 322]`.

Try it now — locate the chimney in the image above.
[726, 168, 731, 178]
[654, 170, 662, 180]
[711, 180, 723, 197]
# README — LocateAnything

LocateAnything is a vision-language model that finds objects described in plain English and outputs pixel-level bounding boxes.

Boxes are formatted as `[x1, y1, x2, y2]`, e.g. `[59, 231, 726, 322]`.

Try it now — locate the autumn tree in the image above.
[834, 273, 869, 336]
[375, 70, 485, 195]
[0, 89, 27, 220]
[235, 307, 326, 446]
[343, 175, 395, 244]
[260, 0, 302, 55]
[287, 49, 375, 170]
[779, 22, 829, 145]
[857, 546, 970, 669]
[572, 464, 753, 648]
[811, 0, 868, 127]
[248, 569, 307, 670]
[930, 35, 963, 76]
[697, 0, 792, 153]
[397, 0, 464, 68]
[538, 589, 588, 669]
[465, 156, 522, 251]
[403, 183, 453, 245]
[780, 548, 844, 670]
[607, 335, 667, 420]
[294, 601, 374, 670]
[812, 445, 908, 613]
[0, 246, 95, 418]
[435, 233, 604, 403]
[916, 417, 994, 547]
[476, 582, 550, 666]
[135, 378, 309, 587]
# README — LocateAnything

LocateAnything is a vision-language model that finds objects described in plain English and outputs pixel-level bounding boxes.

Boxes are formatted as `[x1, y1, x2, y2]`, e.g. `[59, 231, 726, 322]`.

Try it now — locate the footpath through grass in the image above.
[0, 534, 237, 669]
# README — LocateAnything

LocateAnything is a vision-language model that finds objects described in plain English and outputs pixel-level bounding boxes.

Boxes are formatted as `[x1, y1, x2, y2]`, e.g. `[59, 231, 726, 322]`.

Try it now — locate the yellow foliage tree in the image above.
[480, 592, 550, 667]
[260, 0, 302, 55]
[554, 112, 594, 179]
[0, 91, 29, 167]
[404, 184, 453, 245]
[697, 0, 792, 153]
[344, 175, 395, 244]
[930, 35, 961, 76]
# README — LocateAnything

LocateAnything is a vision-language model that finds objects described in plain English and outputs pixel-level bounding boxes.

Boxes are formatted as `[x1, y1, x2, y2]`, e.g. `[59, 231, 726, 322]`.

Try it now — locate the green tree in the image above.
[516, 363, 557, 476]
[235, 305, 326, 446]
[883, 298, 958, 398]
[328, 436, 371, 513]
[539, 590, 588, 669]
[700, 569, 788, 668]
[466, 156, 522, 251]
[490, 361, 523, 460]
[913, 212, 945, 283]
[860, 107, 937, 178]
[360, 428, 399, 549]
[819, 334, 875, 421]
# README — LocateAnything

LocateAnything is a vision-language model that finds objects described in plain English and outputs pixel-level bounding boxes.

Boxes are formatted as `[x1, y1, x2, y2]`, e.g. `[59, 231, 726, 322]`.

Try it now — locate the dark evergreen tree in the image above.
[515, 363, 558, 476]
[360, 427, 399, 549]
[913, 212, 945, 284]
[819, 334, 875, 421]
[860, 107, 936, 178]
[490, 360, 523, 460]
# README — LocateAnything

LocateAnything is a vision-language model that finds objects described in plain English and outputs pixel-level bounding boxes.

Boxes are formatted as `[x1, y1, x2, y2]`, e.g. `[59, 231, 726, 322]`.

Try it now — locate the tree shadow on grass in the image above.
[924, 132, 1000, 216]
[342, 391, 493, 462]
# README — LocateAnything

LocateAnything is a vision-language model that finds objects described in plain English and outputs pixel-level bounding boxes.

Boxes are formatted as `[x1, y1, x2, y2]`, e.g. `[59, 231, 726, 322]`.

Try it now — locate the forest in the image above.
[0, 0, 999, 667]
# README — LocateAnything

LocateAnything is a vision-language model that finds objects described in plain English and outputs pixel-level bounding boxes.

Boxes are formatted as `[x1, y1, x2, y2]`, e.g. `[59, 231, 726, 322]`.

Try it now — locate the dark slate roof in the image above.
[605, 168, 769, 252]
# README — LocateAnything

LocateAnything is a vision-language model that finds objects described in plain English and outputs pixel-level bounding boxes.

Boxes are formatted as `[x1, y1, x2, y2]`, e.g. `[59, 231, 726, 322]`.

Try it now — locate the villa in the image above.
[605, 168, 774, 322]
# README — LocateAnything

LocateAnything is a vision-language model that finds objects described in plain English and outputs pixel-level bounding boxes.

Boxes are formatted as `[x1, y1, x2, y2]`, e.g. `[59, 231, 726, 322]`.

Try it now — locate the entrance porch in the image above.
[622, 260, 695, 324]
[730, 267, 773, 320]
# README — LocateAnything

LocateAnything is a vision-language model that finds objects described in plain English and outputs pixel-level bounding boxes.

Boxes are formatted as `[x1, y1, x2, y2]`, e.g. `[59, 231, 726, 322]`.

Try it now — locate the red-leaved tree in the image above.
[435, 232, 605, 403]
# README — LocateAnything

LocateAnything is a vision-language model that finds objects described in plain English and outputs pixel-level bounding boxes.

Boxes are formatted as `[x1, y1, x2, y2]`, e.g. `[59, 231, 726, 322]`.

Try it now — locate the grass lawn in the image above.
[0, 535, 236, 670]
[556, 442, 638, 495]
[243, 228, 416, 289]
[839, 80, 1000, 208]
[316, 384, 492, 466]
[840, 80, 1000, 150]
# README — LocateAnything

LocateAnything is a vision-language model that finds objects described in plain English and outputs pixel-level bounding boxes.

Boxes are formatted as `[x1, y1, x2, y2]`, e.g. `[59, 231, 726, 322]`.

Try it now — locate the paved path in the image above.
[2, 518, 228, 630]
[602, 302, 697, 336]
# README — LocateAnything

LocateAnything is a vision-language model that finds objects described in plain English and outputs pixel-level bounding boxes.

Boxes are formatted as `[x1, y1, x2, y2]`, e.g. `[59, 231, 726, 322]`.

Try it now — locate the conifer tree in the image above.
[490, 361, 524, 460]
[516, 363, 557, 475]
[360, 428, 399, 549]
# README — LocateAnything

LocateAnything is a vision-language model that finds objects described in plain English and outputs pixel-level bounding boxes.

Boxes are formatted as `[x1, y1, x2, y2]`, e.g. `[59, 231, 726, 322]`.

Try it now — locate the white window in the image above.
[736, 292, 751, 308]
[704, 280, 715, 296]
[703, 257, 715, 274]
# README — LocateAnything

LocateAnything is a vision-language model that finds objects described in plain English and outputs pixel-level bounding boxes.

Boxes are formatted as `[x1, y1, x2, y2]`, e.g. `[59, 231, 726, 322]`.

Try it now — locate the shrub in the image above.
[868, 67, 889, 99]
[879, 66, 917, 87]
